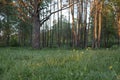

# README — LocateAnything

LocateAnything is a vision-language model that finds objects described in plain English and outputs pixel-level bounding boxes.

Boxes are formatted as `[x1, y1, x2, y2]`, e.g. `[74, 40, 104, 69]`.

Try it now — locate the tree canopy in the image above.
[0, 0, 120, 49]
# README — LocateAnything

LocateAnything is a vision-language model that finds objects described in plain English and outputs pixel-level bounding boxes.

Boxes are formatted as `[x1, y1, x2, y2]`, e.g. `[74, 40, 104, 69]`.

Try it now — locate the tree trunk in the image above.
[92, 0, 98, 48]
[97, 1, 102, 48]
[32, 15, 40, 49]
[117, 13, 120, 46]
[57, 0, 60, 47]
[77, 0, 82, 47]
[18, 26, 22, 46]
[83, 0, 88, 48]
[70, 0, 77, 48]
[6, 34, 10, 46]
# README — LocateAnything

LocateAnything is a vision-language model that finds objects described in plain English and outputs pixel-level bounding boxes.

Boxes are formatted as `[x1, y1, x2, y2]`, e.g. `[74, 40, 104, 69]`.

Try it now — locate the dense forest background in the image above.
[0, 0, 120, 49]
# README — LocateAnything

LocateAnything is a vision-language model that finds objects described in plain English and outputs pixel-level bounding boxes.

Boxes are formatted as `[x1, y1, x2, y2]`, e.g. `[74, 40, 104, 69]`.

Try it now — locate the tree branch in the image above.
[18, 0, 33, 15]
[40, 0, 80, 25]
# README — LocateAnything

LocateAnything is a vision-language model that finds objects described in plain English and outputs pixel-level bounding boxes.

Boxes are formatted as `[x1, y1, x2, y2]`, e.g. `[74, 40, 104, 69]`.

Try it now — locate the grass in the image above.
[0, 47, 120, 80]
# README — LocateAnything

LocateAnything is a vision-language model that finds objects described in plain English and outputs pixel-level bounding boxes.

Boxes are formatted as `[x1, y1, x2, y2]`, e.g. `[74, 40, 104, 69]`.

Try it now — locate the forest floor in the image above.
[0, 47, 120, 80]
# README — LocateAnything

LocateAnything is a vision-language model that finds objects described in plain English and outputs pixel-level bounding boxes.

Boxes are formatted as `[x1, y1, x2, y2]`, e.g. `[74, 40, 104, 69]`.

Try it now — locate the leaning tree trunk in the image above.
[32, 15, 40, 49]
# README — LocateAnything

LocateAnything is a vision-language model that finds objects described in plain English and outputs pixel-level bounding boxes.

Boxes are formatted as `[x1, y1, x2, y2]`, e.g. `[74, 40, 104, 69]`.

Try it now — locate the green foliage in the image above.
[17, 20, 32, 46]
[50, 15, 72, 46]
[110, 45, 119, 49]
[9, 35, 19, 47]
[0, 48, 120, 80]
[0, 0, 19, 47]
[100, 6, 118, 48]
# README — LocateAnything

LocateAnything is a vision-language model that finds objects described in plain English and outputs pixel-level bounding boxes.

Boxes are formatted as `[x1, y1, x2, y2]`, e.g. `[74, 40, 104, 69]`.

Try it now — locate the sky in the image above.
[0, 0, 90, 31]
[40, 0, 90, 30]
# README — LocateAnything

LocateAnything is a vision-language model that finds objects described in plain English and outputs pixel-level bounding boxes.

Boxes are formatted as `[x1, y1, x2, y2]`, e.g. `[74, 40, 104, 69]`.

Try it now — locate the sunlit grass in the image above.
[0, 47, 120, 80]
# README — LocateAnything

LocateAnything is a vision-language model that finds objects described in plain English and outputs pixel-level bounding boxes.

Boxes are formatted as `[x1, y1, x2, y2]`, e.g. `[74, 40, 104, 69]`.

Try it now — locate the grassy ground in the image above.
[0, 47, 120, 80]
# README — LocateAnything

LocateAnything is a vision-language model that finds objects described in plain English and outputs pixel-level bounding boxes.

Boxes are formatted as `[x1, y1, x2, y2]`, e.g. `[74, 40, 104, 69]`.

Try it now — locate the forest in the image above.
[0, 0, 120, 49]
[0, 0, 120, 80]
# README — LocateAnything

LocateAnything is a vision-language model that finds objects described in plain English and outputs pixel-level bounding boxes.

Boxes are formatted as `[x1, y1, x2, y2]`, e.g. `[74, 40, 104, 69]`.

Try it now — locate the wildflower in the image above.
[86, 48, 89, 51]
[106, 48, 109, 50]
[117, 75, 120, 79]
[36, 63, 40, 66]
[18, 75, 21, 78]
[81, 52, 84, 54]
[18, 74, 22, 80]
[76, 50, 79, 53]
[73, 49, 76, 52]
[87, 47, 91, 50]
[109, 66, 112, 70]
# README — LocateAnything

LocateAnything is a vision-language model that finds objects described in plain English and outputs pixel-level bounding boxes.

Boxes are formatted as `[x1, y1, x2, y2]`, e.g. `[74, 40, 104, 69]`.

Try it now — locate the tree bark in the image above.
[77, 0, 82, 47]
[32, 15, 40, 49]
[97, 1, 102, 48]
[117, 13, 120, 45]
[70, 0, 77, 48]
[83, 0, 88, 48]
[92, 0, 98, 48]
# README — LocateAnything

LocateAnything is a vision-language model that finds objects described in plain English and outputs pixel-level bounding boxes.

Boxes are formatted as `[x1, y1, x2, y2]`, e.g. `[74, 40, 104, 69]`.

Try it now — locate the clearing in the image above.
[0, 47, 120, 80]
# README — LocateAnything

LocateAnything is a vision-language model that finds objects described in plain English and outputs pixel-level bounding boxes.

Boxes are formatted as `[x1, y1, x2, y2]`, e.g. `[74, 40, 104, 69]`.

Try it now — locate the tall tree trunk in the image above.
[68, 0, 72, 47]
[83, 0, 88, 48]
[60, 0, 63, 46]
[57, 0, 60, 47]
[31, 0, 41, 49]
[6, 34, 10, 46]
[97, 1, 102, 48]
[42, 9, 45, 48]
[117, 12, 120, 45]
[32, 15, 40, 49]
[6, 16, 10, 46]
[77, 0, 82, 47]
[18, 26, 22, 46]
[81, 0, 84, 48]
[92, 0, 98, 48]
[70, 0, 77, 48]
[117, 14, 120, 44]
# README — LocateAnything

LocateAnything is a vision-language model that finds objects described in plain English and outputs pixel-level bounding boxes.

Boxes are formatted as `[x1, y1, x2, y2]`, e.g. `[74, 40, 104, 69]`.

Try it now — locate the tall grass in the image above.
[0, 47, 120, 80]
